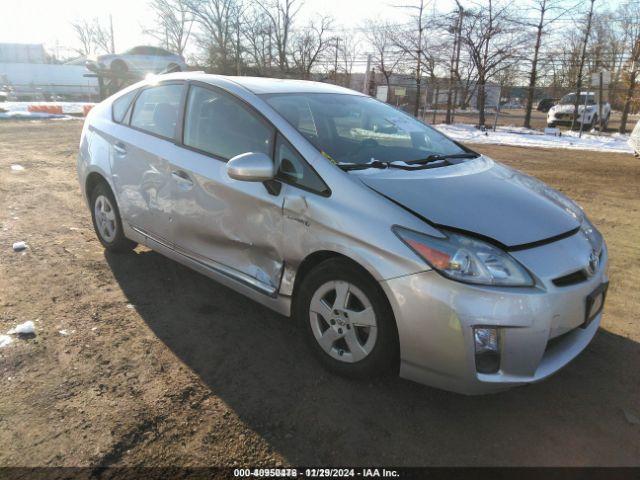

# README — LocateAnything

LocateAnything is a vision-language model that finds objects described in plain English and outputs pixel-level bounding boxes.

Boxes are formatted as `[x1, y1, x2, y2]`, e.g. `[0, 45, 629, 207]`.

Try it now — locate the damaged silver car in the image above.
[78, 73, 608, 394]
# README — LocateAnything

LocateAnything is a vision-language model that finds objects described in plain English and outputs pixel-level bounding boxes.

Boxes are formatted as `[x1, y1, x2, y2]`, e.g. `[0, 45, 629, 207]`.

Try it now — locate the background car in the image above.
[86, 46, 187, 75]
[547, 92, 611, 130]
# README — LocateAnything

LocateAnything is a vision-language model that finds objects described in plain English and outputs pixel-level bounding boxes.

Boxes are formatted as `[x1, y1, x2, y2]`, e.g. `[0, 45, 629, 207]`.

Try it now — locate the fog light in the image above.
[474, 327, 500, 374]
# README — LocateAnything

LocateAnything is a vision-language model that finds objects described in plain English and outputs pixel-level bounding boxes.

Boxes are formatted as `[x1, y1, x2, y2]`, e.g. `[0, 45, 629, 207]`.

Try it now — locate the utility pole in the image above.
[109, 14, 115, 54]
[571, 0, 596, 131]
[363, 54, 372, 94]
[268, 26, 272, 70]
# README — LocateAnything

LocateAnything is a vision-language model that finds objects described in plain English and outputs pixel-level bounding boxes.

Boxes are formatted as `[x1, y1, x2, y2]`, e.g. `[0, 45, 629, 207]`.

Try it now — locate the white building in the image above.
[0, 43, 98, 100]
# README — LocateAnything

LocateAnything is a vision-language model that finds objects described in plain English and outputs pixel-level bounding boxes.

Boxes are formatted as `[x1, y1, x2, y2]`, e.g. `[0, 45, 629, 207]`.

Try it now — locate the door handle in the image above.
[113, 142, 127, 155]
[171, 170, 194, 187]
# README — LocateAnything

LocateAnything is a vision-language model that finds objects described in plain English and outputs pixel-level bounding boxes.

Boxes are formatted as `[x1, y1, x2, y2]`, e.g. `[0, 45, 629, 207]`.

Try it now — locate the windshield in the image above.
[560, 93, 595, 105]
[262, 93, 467, 165]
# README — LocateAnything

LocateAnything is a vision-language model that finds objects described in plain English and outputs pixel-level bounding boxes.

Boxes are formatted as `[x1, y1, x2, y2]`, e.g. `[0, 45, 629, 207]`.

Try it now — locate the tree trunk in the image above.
[477, 73, 486, 126]
[571, 0, 595, 130]
[620, 72, 637, 134]
[524, 13, 545, 129]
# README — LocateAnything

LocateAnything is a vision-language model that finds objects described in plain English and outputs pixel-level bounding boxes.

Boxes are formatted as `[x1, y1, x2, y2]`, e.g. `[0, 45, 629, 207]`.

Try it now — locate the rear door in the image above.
[110, 81, 185, 247]
[167, 82, 285, 294]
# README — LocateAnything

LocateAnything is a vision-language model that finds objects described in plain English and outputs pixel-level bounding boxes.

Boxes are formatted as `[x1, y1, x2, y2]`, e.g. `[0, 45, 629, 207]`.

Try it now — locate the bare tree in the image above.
[187, 0, 241, 74]
[94, 18, 115, 54]
[242, 9, 273, 74]
[619, 5, 640, 133]
[146, 0, 194, 55]
[71, 19, 95, 56]
[365, 21, 404, 96]
[522, 0, 575, 129]
[393, 0, 428, 117]
[291, 16, 333, 79]
[461, 0, 521, 126]
[338, 33, 361, 87]
[256, 0, 303, 73]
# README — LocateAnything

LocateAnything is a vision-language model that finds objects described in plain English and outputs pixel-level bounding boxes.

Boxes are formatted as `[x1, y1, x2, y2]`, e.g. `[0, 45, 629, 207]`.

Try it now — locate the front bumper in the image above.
[548, 112, 593, 125]
[381, 234, 608, 395]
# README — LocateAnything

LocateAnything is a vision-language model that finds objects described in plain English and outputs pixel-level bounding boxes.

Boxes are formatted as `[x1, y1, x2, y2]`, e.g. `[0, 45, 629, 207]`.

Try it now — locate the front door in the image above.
[168, 83, 285, 294]
[110, 82, 184, 246]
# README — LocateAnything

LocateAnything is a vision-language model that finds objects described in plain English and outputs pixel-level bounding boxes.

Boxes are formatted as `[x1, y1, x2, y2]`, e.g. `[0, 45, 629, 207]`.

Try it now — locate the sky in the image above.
[0, 0, 622, 60]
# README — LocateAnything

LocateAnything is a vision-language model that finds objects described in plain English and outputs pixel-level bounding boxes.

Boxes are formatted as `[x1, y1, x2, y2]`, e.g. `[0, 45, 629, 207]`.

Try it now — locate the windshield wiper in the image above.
[337, 160, 391, 171]
[338, 152, 480, 171]
[405, 152, 480, 165]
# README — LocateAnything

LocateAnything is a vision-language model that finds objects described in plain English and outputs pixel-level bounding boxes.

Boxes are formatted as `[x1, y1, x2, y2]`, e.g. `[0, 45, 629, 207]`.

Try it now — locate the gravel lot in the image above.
[0, 120, 639, 467]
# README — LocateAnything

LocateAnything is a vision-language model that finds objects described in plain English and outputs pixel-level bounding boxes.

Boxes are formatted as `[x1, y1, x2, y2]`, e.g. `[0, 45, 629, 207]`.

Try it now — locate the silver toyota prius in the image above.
[77, 73, 608, 394]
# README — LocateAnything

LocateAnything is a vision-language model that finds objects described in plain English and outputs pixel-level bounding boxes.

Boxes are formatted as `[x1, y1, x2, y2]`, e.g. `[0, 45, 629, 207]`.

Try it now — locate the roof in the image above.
[162, 72, 364, 96]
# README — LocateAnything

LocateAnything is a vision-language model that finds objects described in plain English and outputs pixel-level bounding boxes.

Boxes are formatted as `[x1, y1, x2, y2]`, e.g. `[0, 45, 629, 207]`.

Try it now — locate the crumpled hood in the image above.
[359, 157, 583, 248]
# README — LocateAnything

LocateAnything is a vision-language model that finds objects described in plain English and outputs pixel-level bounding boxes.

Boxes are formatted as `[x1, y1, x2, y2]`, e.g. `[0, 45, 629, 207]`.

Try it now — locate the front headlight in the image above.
[580, 218, 603, 254]
[394, 226, 534, 287]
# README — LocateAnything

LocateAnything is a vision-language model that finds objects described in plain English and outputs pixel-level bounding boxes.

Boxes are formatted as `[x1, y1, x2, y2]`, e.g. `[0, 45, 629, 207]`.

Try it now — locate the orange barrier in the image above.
[27, 105, 63, 114]
[83, 104, 94, 116]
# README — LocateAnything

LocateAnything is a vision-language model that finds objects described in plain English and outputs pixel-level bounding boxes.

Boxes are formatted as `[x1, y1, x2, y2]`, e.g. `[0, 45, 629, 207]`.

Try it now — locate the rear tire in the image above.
[89, 182, 136, 253]
[294, 258, 399, 379]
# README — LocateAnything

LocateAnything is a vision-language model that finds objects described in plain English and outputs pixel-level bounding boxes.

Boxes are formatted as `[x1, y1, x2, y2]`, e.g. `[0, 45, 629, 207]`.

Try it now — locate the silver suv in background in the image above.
[547, 92, 611, 130]
[86, 46, 187, 75]
[78, 73, 608, 394]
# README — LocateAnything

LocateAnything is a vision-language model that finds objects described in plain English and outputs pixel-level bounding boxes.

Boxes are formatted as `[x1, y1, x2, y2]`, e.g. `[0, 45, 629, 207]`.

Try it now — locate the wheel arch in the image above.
[85, 171, 112, 200]
[289, 250, 382, 300]
[290, 249, 401, 372]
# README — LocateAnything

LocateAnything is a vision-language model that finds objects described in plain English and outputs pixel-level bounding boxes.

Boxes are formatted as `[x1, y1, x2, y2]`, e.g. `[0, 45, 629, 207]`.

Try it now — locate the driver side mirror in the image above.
[226, 152, 275, 182]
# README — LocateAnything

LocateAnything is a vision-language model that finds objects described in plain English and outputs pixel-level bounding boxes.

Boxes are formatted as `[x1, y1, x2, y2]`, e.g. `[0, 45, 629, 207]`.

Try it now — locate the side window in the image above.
[130, 83, 183, 139]
[112, 90, 137, 123]
[275, 134, 329, 195]
[183, 85, 274, 160]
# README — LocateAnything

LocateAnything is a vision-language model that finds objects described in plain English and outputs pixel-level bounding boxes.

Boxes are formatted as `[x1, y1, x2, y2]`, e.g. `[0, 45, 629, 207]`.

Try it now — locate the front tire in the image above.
[89, 182, 136, 253]
[294, 258, 399, 379]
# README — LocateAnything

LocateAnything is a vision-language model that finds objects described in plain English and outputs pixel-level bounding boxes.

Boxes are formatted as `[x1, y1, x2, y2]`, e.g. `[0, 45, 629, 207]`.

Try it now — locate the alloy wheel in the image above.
[94, 194, 117, 243]
[309, 280, 378, 363]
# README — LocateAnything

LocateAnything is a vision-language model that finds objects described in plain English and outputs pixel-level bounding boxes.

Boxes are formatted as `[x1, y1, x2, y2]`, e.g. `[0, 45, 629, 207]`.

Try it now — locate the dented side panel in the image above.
[169, 146, 285, 293]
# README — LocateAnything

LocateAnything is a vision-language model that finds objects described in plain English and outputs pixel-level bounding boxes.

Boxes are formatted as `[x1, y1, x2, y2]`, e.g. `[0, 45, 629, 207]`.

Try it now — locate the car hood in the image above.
[358, 156, 583, 248]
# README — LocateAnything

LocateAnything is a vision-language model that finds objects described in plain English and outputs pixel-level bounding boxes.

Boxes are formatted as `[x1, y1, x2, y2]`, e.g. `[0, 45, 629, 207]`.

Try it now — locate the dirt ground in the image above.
[0, 120, 639, 467]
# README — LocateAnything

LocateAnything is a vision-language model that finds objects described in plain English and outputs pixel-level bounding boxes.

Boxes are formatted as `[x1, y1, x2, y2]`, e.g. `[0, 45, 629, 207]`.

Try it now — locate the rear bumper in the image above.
[381, 239, 608, 395]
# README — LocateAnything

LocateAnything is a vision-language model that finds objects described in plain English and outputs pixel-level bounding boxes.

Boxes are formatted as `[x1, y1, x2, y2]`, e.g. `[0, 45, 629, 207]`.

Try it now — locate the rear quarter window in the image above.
[112, 90, 137, 124]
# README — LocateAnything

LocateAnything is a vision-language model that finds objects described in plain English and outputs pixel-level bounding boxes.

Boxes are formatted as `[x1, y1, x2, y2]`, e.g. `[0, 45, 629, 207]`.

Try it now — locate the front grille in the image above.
[553, 269, 588, 287]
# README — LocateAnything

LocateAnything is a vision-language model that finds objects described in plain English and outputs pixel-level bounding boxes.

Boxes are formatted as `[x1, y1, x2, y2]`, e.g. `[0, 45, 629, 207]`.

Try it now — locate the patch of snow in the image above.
[12, 241, 27, 251]
[433, 123, 634, 154]
[10, 164, 25, 171]
[0, 335, 13, 348]
[8, 321, 35, 335]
